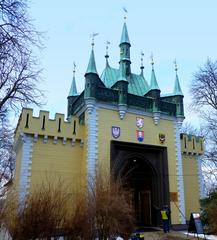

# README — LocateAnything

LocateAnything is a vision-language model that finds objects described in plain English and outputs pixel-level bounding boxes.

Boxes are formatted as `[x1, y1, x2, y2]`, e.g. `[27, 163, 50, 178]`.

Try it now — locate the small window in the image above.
[193, 138, 195, 150]
[73, 120, 76, 135]
[201, 140, 203, 151]
[42, 116, 45, 130]
[184, 137, 187, 149]
[58, 118, 61, 132]
[25, 113, 29, 128]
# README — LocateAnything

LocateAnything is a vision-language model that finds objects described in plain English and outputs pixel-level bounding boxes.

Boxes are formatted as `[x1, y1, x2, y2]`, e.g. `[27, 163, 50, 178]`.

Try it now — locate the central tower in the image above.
[119, 22, 131, 76]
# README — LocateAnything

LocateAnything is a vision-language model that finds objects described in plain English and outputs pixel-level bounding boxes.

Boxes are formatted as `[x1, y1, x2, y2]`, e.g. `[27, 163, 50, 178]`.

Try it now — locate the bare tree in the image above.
[0, 0, 44, 195]
[0, 0, 44, 112]
[0, 116, 14, 197]
[190, 59, 217, 187]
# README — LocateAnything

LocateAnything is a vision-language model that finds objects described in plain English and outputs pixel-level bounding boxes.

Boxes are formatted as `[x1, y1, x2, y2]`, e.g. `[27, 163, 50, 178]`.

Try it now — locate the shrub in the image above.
[200, 187, 217, 234]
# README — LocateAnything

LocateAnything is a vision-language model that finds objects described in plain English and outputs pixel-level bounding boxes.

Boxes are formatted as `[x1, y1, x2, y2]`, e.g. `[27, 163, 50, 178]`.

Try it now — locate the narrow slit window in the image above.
[58, 118, 61, 132]
[25, 113, 29, 128]
[184, 137, 187, 149]
[73, 120, 76, 135]
[201, 140, 203, 151]
[42, 116, 45, 130]
[193, 138, 195, 150]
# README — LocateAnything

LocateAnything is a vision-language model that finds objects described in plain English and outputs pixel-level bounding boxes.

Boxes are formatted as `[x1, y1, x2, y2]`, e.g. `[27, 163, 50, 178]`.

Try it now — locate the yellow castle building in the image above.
[14, 21, 204, 228]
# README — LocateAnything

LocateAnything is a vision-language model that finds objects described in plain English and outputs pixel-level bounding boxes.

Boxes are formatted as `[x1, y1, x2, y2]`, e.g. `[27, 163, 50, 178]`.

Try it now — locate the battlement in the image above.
[180, 133, 204, 155]
[15, 108, 84, 142]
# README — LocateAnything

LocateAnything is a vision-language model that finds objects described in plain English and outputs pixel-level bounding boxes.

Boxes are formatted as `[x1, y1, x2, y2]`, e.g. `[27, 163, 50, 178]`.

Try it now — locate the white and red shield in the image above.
[136, 130, 144, 142]
[136, 117, 144, 129]
[112, 126, 120, 139]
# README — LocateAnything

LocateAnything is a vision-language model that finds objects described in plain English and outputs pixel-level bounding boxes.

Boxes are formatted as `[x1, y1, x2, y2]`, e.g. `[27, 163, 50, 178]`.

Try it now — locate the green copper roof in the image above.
[100, 65, 149, 96]
[120, 22, 130, 45]
[86, 49, 98, 74]
[173, 73, 183, 96]
[150, 69, 160, 90]
[101, 66, 118, 87]
[118, 61, 127, 81]
[68, 75, 78, 96]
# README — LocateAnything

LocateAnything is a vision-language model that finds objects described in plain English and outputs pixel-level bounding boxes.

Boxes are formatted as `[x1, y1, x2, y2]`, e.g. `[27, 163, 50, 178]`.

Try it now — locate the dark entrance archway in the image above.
[111, 141, 170, 227]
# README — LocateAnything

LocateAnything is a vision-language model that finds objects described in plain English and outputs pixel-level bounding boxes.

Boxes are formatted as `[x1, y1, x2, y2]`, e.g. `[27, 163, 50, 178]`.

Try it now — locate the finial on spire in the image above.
[140, 51, 144, 69]
[174, 59, 178, 73]
[106, 41, 110, 56]
[122, 7, 128, 21]
[68, 61, 78, 97]
[150, 53, 154, 70]
[91, 32, 99, 49]
[105, 41, 110, 67]
[73, 62, 76, 77]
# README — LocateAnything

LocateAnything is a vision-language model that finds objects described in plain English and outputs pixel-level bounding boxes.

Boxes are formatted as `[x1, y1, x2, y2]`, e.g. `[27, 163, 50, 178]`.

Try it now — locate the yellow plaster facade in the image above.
[14, 107, 204, 227]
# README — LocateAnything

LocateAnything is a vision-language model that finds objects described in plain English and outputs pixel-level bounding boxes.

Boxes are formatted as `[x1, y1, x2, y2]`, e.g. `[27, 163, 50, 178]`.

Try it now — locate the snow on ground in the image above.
[183, 231, 217, 240]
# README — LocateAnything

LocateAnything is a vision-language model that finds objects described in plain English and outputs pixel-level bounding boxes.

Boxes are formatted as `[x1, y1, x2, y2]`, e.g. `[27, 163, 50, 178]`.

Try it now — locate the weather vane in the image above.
[122, 7, 128, 21]
[140, 51, 144, 68]
[150, 53, 154, 69]
[106, 40, 110, 55]
[73, 62, 76, 77]
[173, 59, 178, 72]
[91, 32, 99, 48]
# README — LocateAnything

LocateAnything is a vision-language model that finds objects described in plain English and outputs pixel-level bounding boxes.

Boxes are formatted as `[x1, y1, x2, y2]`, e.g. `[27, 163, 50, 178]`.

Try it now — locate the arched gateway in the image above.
[111, 141, 169, 226]
[14, 19, 204, 229]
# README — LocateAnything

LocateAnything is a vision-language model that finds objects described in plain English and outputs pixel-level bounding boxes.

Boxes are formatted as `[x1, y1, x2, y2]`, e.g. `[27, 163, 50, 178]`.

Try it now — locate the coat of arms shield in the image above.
[136, 117, 144, 129]
[111, 126, 120, 139]
[136, 130, 144, 142]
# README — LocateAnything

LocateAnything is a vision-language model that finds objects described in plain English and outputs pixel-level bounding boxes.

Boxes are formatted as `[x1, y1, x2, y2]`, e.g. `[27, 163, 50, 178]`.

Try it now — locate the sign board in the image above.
[188, 212, 204, 235]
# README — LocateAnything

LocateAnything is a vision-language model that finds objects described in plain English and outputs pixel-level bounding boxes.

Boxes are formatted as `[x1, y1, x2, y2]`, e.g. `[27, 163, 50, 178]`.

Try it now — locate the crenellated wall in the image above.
[14, 108, 86, 203]
[180, 133, 204, 155]
[180, 133, 204, 219]
[15, 108, 85, 143]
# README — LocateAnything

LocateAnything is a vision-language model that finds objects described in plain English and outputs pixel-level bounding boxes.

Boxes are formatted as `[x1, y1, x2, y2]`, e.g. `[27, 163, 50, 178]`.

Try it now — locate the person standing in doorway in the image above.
[160, 205, 171, 233]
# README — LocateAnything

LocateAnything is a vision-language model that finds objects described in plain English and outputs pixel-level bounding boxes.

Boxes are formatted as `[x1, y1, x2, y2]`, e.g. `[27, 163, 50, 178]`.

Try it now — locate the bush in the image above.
[200, 187, 217, 234]
[84, 172, 135, 239]
[1, 172, 135, 239]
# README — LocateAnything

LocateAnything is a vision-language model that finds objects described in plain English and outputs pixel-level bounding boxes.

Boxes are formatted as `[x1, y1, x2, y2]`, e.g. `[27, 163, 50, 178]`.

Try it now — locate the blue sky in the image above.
[27, 0, 217, 124]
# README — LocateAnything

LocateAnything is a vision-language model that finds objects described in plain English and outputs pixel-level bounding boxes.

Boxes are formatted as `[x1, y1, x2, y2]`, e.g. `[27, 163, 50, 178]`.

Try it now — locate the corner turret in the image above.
[84, 40, 104, 101]
[67, 64, 79, 117]
[173, 62, 184, 118]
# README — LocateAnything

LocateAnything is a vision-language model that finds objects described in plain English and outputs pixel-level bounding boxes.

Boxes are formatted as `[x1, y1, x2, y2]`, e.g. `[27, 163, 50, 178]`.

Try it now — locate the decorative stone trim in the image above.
[80, 140, 84, 147]
[197, 155, 205, 199]
[118, 104, 127, 120]
[33, 133, 38, 142]
[71, 138, 76, 146]
[174, 119, 186, 224]
[43, 135, 48, 143]
[63, 137, 67, 145]
[18, 134, 33, 205]
[53, 136, 58, 144]
[176, 116, 185, 129]
[153, 111, 161, 125]
[86, 104, 98, 181]
[85, 99, 96, 114]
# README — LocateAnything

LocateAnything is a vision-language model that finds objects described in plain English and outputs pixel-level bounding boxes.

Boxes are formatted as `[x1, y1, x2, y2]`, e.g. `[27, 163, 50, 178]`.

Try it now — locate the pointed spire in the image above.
[68, 63, 78, 96]
[118, 61, 127, 81]
[150, 54, 160, 90]
[173, 60, 183, 96]
[140, 51, 144, 76]
[86, 33, 98, 75]
[120, 22, 130, 45]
